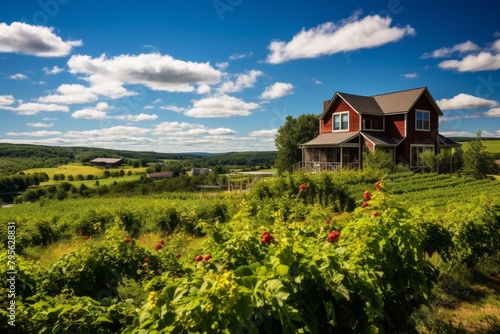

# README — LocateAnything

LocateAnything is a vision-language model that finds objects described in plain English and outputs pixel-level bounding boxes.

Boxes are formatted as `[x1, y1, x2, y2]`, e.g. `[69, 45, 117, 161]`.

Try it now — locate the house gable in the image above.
[320, 94, 359, 134]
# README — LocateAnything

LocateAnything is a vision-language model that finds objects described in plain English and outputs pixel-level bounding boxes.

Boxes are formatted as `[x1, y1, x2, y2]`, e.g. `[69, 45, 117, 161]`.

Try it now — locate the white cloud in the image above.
[6, 130, 62, 136]
[216, 62, 228, 70]
[143, 105, 154, 110]
[493, 39, 500, 53]
[67, 53, 221, 94]
[439, 52, 500, 72]
[39, 83, 100, 104]
[184, 95, 260, 118]
[421, 40, 479, 59]
[229, 51, 253, 60]
[0, 95, 15, 106]
[266, 13, 415, 64]
[403, 72, 418, 79]
[0, 22, 82, 57]
[153, 98, 163, 104]
[114, 113, 158, 122]
[312, 78, 323, 85]
[0, 102, 68, 115]
[43, 65, 64, 75]
[64, 126, 151, 139]
[197, 84, 212, 94]
[260, 82, 294, 100]
[152, 121, 236, 137]
[217, 70, 262, 94]
[9, 73, 27, 80]
[436, 93, 499, 110]
[484, 107, 500, 117]
[27, 122, 54, 128]
[159, 104, 186, 113]
[249, 129, 278, 137]
[72, 108, 107, 120]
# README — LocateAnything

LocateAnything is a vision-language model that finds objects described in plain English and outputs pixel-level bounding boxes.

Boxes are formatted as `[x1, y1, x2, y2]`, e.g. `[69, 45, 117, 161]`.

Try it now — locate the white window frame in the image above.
[415, 110, 430, 131]
[410, 144, 434, 168]
[333, 111, 349, 131]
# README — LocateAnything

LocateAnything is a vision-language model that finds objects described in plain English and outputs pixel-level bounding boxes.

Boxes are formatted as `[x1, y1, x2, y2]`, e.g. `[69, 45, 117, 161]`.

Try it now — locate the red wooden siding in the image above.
[385, 114, 405, 138]
[406, 94, 439, 148]
[320, 97, 358, 134]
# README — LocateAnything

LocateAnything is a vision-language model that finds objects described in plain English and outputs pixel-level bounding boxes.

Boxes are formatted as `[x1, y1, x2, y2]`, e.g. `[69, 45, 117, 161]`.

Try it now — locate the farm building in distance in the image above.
[89, 158, 123, 168]
[190, 168, 211, 176]
[147, 171, 174, 180]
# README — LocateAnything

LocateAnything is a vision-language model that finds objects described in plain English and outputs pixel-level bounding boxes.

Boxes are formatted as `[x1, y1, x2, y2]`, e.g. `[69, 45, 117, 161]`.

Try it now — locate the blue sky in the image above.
[0, 0, 499, 153]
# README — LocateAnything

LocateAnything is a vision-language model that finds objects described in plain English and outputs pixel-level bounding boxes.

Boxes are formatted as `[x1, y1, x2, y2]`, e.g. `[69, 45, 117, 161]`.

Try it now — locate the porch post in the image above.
[340, 146, 343, 170]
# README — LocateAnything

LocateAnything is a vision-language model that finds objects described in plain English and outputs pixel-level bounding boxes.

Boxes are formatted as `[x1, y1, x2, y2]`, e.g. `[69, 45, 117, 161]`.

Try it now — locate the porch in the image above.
[296, 146, 361, 173]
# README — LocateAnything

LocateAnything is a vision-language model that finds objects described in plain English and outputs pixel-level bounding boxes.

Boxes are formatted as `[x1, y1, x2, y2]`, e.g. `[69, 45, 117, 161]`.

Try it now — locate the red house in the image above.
[299, 87, 459, 172]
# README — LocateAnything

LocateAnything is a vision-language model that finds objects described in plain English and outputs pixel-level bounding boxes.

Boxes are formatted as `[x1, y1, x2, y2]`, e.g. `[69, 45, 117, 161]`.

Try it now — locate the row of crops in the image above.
[1, 171, 499, 333]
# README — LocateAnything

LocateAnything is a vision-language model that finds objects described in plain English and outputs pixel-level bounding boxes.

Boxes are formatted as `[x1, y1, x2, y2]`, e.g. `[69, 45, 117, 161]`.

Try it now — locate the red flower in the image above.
[176, 253, 182, 259]
[362, 202, 369, 208]
[195, 255, 203, 261]
[124, 237, 131, 243]
[83, 235, 89, 241]
[327, 230, 340, 243]
[144, 257, 149, 263]
[159, 239, 165, 245]
[261, 231, 274, 244]
[154, 243, 162, 251]
[363, 191, 371, 201]
[299, 183, 307, 191]
[375, 181, 382, 191]
[204, 254, 212, 261]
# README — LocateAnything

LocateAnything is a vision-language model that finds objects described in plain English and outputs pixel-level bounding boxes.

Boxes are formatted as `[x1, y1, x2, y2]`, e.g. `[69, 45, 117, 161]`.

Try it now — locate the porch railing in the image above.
[292, 161, 359, 173]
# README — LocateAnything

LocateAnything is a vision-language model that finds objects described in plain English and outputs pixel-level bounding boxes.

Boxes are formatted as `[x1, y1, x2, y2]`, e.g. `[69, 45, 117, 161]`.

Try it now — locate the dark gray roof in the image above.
[321, 87, 442, 118]
[438, 134, 460, 147]
[338, 93, 384, 116]
[301, 132, 359, 147]
[147, 171, 173, 178]
[361, 131, 404, 147]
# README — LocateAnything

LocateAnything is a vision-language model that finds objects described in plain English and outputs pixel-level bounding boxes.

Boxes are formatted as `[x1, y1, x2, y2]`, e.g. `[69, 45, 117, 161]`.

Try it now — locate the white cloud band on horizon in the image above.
[266, 13, 415, 64]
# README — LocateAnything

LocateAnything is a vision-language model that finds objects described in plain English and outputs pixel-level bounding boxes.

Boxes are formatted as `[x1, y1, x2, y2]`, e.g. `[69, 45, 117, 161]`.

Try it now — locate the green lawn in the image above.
[459, 139, 500, 153]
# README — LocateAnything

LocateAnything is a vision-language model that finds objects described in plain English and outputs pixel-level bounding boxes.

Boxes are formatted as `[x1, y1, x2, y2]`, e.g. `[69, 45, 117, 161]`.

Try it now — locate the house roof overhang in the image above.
[438, 134, 461, 147]
[300, 132, 359, 148]
[360, 131, 403, 147]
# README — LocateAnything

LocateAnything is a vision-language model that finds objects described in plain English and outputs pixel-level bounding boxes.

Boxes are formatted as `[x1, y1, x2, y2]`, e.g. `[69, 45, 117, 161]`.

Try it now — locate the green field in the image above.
[459, 139, 500, 153]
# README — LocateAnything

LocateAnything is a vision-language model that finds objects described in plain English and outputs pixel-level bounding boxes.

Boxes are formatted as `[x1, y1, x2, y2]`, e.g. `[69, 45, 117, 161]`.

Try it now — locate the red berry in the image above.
[363, 191, 371, 201]
[195, 255, 203, 261]
[362, 202, 369, 208]
[204, 254, 212, 261]
[375, 181, 382, 190]
[83, 235, 89, 241]
[154, 243, 163, 251]
[176, 253, 181, 259]
[144, 257, 149, 263]
[159, 239, 165, 245]
[327, 230, 340, 243]
[325, 219, 331, 224]
[299, 183, 307, 191]
[373, 211, 378, 217]
[124, 237, 131, 243]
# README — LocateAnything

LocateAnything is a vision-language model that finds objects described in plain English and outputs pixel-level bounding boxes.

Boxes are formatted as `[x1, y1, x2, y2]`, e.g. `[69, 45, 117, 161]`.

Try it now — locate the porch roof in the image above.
[361, 131, 403, 147]
[438, 134, 461, 147]
[300, 132, 359, 147]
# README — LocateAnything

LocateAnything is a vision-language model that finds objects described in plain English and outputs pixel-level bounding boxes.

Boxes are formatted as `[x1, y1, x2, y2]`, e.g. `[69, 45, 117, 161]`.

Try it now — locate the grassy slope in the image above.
[459, 140, 500, 153]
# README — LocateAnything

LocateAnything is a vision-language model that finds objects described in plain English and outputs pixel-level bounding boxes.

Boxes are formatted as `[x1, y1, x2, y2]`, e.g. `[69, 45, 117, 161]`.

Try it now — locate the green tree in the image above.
[419, 150, 444, 173]
[275, 114, 319, 173]
[363, 150, 394, 172]
[462, 132, 496, 179]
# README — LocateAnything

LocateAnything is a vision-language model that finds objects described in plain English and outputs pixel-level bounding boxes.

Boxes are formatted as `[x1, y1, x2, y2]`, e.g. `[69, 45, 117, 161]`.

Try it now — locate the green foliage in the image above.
[462, 132, 498, 179]
[363, 149, 394, 171]
[275, 114, 319, 173]
[419, 150, 444, 173]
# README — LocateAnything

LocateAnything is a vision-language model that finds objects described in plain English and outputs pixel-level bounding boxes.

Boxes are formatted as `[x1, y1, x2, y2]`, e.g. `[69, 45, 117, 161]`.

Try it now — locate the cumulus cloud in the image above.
[9, 73, 27, 80]
[6, 130, 62, 136]
[0, 22, 82, 57]
[439, 52, 500, 72]
[249, 129, 278, 137]
[0, 95, 15, 106]
[484, 107, 500, 117]
[159, 104, 186, 113]
[39, 83, 100, 104]
[184, 95, 260, 118]
[43, 65, 64, 75]
[0, 102, 68, 115]
[27, 122, 54, 128]
[72, 102, 157, 122]
[266, 13, 415, 64]
[436, 93, 499, 110]
[260, 82, 294, 100]
[217, 70, 263, 94]
[421, 40, 479, 59]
